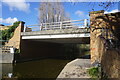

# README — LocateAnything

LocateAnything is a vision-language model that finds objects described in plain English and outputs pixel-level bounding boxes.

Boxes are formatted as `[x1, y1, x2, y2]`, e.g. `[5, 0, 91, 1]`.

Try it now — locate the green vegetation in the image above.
[87, 66, 108, 80]
[88, 67, 100, 78]
[62, 44, 90, 59]
[0, 21, 21, 45]
[79, 44, 90, 56]
[90, 10, 104, 14]
[15, 48, 20, 54]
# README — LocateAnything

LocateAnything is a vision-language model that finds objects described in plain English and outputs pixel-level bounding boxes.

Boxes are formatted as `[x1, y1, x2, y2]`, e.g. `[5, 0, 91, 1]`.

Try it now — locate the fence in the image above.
[24, 19, 89, 32]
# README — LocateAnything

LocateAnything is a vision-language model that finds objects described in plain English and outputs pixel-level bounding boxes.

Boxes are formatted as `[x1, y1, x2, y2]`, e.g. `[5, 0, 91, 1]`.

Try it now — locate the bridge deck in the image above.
[21, 28, 90, 44]
[21, 28, 90, 36]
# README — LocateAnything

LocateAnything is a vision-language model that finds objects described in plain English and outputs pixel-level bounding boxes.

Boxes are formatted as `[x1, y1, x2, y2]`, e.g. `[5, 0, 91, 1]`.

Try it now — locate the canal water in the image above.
[1, 58, 71, 79]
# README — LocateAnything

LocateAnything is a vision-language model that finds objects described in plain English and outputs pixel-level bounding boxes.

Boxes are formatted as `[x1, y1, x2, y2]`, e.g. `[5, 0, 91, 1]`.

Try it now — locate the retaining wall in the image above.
[90, 10, 120, 78]
[0, 53, 14, 63]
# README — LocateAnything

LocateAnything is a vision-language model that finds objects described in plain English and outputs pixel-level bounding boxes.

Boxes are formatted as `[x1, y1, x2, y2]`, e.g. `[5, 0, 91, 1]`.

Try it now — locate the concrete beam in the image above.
[21, 28, 90, 36]
[22, 33, 90, 40]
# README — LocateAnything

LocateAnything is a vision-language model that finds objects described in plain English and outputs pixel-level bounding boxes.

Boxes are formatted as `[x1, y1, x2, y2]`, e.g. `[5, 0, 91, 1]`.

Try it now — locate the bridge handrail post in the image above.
[84, 19, 88, 27]
[45, 24, 47, 30]
[60, 22, 63, 29]
[23, 26, 27, 32]
[40, 23, 43, 31]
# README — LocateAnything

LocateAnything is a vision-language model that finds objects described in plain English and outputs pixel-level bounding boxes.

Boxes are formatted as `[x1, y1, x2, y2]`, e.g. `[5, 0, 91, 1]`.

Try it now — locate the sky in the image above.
[0, 0, 120, 26]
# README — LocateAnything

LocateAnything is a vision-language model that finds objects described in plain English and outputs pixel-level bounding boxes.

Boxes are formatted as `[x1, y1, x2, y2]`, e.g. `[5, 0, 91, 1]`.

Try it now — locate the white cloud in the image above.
[0, 17, 18, 24]
[75, 10, 84, 17]
[2, 0, 30, 12]
[75, 10, 89, 18]
[34, 8, 38, 11]
[104, 9, 120, 14]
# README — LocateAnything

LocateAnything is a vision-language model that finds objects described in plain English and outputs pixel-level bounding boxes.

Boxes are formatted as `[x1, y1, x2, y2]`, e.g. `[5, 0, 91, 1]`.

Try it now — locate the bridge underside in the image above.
[20, 30, 90, 60]
[25, 37, 90, 44]
[20, 37, 90, 61]
[21, 32, 90, 44]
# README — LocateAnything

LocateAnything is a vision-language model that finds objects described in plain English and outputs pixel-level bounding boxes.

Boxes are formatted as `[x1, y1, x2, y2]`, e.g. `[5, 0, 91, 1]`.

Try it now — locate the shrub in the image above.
[1, 21, 21, 45]
[87, 67, 99, 78]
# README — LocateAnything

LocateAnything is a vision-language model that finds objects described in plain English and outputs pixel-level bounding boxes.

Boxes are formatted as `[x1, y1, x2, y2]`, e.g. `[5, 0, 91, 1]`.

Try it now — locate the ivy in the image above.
[1, 21, 21, 45]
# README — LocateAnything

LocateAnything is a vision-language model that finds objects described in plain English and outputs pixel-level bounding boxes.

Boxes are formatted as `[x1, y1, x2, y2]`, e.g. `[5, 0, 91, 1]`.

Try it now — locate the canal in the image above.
[2, 58, 71, 79]
[1, 44, 90, 79]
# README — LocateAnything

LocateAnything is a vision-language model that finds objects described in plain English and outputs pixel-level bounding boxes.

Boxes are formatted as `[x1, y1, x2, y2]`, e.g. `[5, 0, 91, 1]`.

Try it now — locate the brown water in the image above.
[2, 58, 71, 79]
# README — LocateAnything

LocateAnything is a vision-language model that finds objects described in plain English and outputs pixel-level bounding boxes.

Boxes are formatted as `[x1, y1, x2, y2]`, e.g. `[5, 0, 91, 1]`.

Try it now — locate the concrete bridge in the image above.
[2, 19, 90, 61]
[2, 10, 120, 78]
[19, 19, 90, 60]
[21, 19, 90, 44]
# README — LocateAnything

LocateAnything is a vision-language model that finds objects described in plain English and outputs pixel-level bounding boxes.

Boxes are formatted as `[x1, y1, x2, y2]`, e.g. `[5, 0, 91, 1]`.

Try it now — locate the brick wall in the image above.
[90, 10, 120, 78]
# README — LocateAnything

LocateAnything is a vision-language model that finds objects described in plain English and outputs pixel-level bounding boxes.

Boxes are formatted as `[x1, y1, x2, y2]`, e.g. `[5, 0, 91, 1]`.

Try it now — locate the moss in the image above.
[90, 10, 104, 14]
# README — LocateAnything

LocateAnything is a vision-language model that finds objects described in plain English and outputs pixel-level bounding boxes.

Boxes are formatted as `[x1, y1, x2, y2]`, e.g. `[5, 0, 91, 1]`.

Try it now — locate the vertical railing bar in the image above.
[23, 19, 89, 31]
[60, 22, 62, 29]
[23, 25, 27, 32]
[84, 19, 88, 27]
[40, 23, 42, 31]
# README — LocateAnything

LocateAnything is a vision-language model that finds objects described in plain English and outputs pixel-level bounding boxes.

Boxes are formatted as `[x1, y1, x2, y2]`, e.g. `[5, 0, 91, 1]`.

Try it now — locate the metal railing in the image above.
[1, 46, 14, 53]
[23, 19, 89, 32]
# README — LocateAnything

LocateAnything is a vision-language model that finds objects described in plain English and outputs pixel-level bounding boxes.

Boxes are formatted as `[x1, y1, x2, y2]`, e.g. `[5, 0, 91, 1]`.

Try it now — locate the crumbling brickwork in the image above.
[90, 10, 120, 78]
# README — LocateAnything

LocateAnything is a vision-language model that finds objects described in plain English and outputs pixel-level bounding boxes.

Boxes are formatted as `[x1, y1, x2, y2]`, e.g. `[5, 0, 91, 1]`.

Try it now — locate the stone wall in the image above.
[5, 22, 25, 49]
[0, 53, 14, 63]
[90, 10, 105, 63]
[90, 10, 120, 78]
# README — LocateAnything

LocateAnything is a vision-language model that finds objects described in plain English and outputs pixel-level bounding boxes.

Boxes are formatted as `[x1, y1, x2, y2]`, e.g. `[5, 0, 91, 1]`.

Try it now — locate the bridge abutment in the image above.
[90, 10, 120, 78]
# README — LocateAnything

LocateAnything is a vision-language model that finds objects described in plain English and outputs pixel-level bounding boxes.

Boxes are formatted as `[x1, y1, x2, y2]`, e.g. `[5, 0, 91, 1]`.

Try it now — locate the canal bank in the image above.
[57, 59, 92, 79]
[1, 58, 92, 80]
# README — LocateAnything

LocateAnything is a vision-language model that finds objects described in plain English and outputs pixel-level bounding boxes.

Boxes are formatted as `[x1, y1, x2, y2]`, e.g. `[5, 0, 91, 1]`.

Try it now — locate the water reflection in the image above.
[1, 64, 13, 79]
[0, 64, 2, 80]
[2, 58, 71, 79]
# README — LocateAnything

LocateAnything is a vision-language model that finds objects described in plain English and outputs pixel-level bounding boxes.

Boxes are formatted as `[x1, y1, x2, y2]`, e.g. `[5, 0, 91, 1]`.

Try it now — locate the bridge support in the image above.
[90, 10, 120, 78]
[5, 21, 25, 49]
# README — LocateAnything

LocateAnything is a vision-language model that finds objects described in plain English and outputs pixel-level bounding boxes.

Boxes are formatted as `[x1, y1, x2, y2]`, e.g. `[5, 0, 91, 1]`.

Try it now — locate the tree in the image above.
[89, 1, 117, 11]
[70, 1, 118, 11]
[39, 2, 70, 23]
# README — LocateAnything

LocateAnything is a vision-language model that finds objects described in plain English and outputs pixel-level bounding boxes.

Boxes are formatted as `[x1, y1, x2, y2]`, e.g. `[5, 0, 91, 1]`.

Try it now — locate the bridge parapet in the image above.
[23, 19, 89, 32]
[21, 19, 90, 43]
[21, 28, 90, 36]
